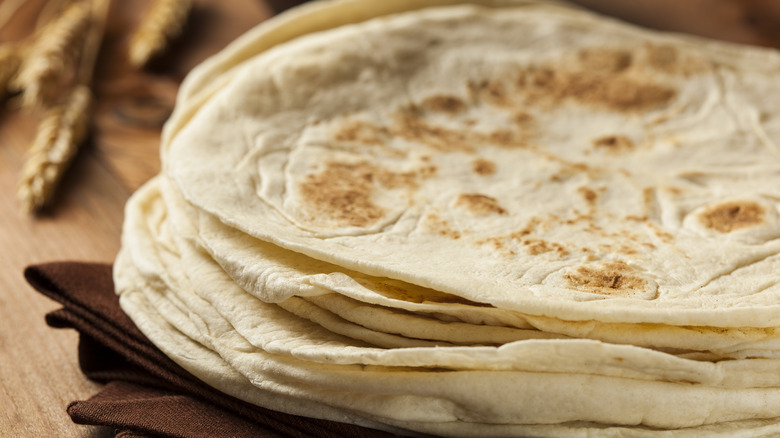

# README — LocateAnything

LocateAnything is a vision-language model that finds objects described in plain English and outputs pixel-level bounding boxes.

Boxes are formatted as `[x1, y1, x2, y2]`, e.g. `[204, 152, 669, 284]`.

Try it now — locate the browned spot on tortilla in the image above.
[577, 187, 599, 205]
[468, 79, 511, 107]
[334, 120, 389, 145]
[511, 217, 542, 239]
[523, 239, 570, 257]
[565, 261, 647, 296]
[699, 201, 766, 233]
[424, 213, 461, 239]
[473, 158, 496, 176]
[578, 48, 633, 73]
[455, 193, 507, 216]
[646, 45, 679, 70]
[648, 223, 673, 242]
[392, 107, 528, 152]
[392, 109, 474, 153]
[664, 186, 683, 196]
[300, 161, 430, 228]
[593, 135, 634, 152]
[422, 95, 467, 115]
[477, 217, 545, 250]
[514, 111, 534, 125]
[376, 165, 437, 189]
[516, 65, 675, 112]
[300, 162, 384, 227]
[644, 44, 706, 76]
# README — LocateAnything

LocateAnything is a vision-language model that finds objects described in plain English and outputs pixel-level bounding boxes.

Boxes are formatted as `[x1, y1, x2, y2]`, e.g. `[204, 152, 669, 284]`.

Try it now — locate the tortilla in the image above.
[115, 178, 780, 435]
[114, 0, 780, 434]
[157, 175, 780, 358]
[165, 0, 780, 328]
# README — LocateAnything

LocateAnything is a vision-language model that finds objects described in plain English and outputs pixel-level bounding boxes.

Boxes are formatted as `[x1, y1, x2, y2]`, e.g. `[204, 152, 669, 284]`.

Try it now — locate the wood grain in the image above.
[0, 0, 269, 436]
[0, 0, 778, 436]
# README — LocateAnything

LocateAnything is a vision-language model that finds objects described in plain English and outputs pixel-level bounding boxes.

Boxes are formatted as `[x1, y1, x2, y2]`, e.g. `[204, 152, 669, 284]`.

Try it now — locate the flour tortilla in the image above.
[160, 0, 578, 157]
[115, 181, 780, 432]
[116, 0, 780, 434]
[116, 252, 780, 437]
[122, 177, 780, 389]
[165, 0, 780, 328]
[157, 174, 780, 358]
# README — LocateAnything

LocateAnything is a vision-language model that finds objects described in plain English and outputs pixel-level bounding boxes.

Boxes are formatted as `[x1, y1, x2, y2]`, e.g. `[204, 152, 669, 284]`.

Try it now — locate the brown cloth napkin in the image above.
[24, 262, 399, 438]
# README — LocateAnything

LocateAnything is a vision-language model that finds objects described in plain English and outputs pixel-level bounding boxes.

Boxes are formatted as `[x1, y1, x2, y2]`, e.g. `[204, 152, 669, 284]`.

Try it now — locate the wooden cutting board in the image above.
[0, 0, 778, 436]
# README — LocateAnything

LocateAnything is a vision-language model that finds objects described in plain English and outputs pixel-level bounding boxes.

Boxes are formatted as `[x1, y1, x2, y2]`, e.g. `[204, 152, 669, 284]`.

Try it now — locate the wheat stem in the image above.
[128, 0, 191, 67]
[77, 0, 109, 85]
[16, 0, 110, 214]
[13, 1, 92, 108]
[17, 84, 92, 213]
[0, 44, 22, 96]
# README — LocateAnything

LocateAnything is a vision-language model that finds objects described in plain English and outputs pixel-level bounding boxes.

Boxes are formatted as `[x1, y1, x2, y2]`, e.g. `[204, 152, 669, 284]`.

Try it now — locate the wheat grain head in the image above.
[13, 1, 92, 108]
[17, 84, 92, 213]
[129, 0, 192, 67]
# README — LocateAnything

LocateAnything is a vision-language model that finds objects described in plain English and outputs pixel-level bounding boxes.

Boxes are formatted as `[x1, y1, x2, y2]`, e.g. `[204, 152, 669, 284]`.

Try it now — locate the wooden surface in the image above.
[0, 0, 271, 436]
[0, 0, 778, 436]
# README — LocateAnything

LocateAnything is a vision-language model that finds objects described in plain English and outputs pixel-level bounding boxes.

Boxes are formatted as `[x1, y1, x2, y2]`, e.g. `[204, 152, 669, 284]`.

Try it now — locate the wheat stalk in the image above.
[17, 84, 92, 213]
[129, 0, 191, 67]
[0, 44, 21, 96]
[13, 1, 92, 108]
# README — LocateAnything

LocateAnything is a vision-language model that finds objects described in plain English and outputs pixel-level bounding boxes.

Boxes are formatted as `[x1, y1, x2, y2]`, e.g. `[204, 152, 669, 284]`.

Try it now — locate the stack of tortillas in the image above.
[115, 0, 780, 435]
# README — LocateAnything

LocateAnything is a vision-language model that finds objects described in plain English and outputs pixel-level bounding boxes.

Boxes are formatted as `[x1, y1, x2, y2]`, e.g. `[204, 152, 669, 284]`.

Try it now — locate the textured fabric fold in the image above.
[24, 262, 394, 438]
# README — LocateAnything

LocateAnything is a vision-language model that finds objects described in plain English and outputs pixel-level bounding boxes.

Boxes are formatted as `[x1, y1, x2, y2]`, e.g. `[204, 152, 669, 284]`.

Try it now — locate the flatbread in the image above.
[114, 0, 780, 435]
[165, 0, 780, 327]
[160, 174, 780, 358]
[115, 178, 780, 434]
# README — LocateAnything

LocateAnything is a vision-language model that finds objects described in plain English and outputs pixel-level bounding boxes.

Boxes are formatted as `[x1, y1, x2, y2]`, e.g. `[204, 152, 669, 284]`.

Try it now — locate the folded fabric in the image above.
[25, 262, 396, 438]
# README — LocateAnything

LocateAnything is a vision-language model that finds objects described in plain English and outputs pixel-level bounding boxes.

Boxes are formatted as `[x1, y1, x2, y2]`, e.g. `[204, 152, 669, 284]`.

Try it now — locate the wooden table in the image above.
[1, 0, 778, 436]
[0, 0, 272, 435]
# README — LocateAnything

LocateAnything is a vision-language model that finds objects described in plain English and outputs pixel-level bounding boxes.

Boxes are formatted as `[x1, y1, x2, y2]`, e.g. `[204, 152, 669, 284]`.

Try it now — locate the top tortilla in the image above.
[165, 0, 780, 326]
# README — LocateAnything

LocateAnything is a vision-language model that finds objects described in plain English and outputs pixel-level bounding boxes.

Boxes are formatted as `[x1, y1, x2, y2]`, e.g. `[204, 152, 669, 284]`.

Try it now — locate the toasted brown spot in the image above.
[393, 109, 474, 153]
[424, 213, 461, 239]
[648, 223, 673, 242]
[455, 193, 507, 216]
[577, 186, 599, 205]
[699, 201, 766, 233]
[644, 44, 707, 76]
[377, 165, 437, 189]
[334, 120, 389, 145]
[392, 107, 528, 152]
[300, 162, 385, 228]
[300, 162, 431, 228]
[665, 186, 683, 196]
[422, 95, 467, 115]
[511, 217, 542, 239]
[523, 239, 570, 257]
[473, 158, 497, 176]
[646, 45, 678, 71]
[578, 48, 633, 73]
[516, 66, 675, 112]
[514, 111, 534, 124]
[565, 261, 648, 296]
[468, 79, 511, 107]
[593, 135, 634, 152]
